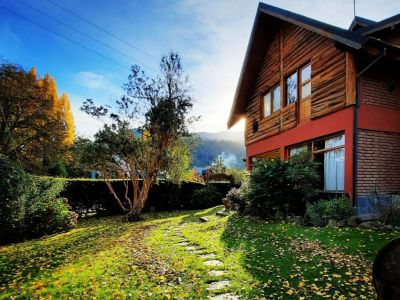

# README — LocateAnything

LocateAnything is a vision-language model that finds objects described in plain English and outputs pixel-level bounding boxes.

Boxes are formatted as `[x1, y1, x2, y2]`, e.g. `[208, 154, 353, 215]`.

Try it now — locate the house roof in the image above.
[357, 13, 400, 35]
[349, 16, 377, 32]
[227, 3, 400, 128]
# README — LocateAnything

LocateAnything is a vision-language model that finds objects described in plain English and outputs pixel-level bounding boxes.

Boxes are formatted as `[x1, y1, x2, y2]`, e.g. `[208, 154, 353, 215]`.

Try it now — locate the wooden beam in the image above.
[345, 52, 356, 106]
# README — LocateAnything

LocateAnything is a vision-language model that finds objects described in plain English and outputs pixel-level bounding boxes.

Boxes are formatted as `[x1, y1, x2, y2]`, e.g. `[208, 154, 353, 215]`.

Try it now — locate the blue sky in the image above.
[0, 0, 399, 137]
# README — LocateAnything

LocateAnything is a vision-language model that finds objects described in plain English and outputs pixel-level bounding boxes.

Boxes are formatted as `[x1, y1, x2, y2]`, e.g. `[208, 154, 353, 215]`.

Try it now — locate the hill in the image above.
[191, 132, 245, 170]
[196, 131, 244, 143]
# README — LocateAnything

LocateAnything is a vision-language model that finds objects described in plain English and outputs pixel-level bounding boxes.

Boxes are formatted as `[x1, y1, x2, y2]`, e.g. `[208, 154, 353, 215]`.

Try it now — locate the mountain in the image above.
[191, 131, 245, 170]
[196, 131, 244, 143]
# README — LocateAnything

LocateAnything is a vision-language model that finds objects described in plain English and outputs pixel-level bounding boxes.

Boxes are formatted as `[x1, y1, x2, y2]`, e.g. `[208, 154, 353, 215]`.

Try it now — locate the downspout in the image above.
[353, 48, 386, 210]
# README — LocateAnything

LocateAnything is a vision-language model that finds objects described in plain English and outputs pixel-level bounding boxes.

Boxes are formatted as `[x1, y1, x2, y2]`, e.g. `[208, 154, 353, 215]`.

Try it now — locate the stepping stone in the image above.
[206, 280, 230, 291]
[207, 270, 225, 276]
[177, 242, 189, 246]
[199, 253, 217, 259]
[185, 246, 198, 251]
[203, 260, 223, 267]
[209, 293, 239, 300]
[216, 211, 229, 217]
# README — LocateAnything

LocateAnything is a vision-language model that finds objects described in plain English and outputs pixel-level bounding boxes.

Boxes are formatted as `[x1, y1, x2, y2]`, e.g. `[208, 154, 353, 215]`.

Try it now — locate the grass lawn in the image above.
[1, 206, 398, 299]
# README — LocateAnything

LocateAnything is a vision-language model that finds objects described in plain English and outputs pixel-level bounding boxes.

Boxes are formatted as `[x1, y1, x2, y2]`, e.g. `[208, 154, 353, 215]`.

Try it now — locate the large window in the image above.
[285, 64, 312, 106]
[263, 85, 281, 117]
[313, 135, 345, 191]
[288, 134, 345, 192]
[286, 72, 297, 105]
[300, 64, 311, 99]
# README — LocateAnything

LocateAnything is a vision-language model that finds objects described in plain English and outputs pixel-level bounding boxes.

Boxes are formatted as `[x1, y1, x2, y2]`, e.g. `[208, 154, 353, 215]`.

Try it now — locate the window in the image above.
[263, 92, 271, 117]
[263, 85, 280, 117]
[313, 135, 345, 191]
[273, 85, 281, 112]
[288, 134, 345, 192]
[286, 72, 297, 105]
[300, 64, 311, 99]
[289, 145, 308, 157]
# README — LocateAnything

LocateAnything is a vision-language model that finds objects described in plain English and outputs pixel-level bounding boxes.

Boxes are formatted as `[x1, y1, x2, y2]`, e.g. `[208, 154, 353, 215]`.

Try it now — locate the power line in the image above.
[0, 3, 129, 70]
[2, 1, 217, 95]
[43, 0, 159, 61]
[38, 0, 218, 94]
[15, 0, 158, 73]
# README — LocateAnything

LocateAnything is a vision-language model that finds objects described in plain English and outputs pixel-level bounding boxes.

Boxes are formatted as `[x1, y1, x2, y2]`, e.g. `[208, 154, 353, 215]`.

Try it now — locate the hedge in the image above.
[55, 178, 233, 216]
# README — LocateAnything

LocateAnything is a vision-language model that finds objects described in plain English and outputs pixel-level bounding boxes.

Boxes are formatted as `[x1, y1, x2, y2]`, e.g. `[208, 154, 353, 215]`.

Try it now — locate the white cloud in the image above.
[76, 71, 121, 93]
[72, 108, 103, 139]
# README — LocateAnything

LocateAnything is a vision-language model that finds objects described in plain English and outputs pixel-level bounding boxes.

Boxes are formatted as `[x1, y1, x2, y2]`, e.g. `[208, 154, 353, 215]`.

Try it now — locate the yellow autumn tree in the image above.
[60, 92, 74, 146]
[0, 63, 75, 174]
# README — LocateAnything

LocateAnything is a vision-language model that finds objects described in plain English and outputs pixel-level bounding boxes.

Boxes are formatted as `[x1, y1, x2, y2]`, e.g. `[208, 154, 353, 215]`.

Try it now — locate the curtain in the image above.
[324, 148, 345, 191]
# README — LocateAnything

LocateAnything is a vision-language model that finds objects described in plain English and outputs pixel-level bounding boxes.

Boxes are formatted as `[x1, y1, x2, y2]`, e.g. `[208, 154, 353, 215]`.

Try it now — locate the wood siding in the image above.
[245, 22, 350, 146]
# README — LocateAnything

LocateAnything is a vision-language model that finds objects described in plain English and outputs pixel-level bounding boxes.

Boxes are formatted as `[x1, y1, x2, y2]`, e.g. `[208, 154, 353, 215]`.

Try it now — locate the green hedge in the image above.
[0, 156, 77, 244]
[56, 178, 232, 216]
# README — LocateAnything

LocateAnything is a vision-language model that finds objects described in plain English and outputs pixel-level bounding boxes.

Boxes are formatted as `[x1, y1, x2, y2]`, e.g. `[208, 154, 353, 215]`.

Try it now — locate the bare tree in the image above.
[82, 51, 197, 220]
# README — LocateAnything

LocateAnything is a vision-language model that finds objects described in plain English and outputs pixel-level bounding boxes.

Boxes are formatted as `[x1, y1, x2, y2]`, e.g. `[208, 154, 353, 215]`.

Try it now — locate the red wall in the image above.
[246, 107, 354, 200]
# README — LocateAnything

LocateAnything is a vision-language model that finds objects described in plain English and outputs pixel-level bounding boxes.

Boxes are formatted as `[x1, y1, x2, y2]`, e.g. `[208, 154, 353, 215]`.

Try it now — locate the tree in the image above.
[65, 136, 93, 177]
[162, 136, 196, 183]
[60, 92, 74, 146]
[210, 156, 228, 173]
[0, 62, 75, 174]
[82, 51, 196, 220]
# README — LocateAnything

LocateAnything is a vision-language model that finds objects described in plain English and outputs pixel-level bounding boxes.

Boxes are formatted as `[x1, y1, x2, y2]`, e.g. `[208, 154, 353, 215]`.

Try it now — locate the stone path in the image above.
[167, 223, 240, 300]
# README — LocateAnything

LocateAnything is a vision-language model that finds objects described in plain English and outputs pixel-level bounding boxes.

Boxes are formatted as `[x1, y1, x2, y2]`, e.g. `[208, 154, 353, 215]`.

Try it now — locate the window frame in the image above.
[285, 71, 298, 106]
[262, 84, 281, 118]
[284, 63, 312, 107]
[300, 64, 312, 101]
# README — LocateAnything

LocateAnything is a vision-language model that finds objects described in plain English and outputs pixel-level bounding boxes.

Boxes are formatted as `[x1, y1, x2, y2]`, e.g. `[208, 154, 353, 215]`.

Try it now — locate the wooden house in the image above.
[227, 3, 400, 213]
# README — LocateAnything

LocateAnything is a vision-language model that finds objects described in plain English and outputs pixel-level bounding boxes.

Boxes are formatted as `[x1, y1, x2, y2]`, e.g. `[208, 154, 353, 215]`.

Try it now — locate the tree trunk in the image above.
[125, 178, 152, 222]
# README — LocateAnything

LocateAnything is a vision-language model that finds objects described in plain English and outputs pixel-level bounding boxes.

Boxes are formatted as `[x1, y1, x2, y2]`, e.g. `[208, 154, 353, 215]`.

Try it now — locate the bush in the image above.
[246, 159, 291, 218]
[25, 178, 77, 238]
[191, 185, 223, 208]
[0, 155, 77, 244]
[225, 181, 249, 214]
[287, 150, 320, 203]
[306, 196, 352, 226]
[368, 186, 400, 226]
[0, 155, 29, 239]
[240, 151, 320, 219]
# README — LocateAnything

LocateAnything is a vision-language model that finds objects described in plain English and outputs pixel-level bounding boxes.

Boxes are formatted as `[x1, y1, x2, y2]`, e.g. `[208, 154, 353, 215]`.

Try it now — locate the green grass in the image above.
[0, 207, 398, 299]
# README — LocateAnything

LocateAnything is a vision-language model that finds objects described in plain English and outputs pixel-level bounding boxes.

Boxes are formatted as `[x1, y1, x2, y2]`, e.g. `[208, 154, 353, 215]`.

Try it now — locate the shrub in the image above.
[0, 155, 29, 239]
[368, 186, 400, 226]
[0, 155, 77, 244]
[240, 151, 320, 219]
[225, 181, 249, 214]
[25, 178, 77, 238]
[306, 196, 352, 226]
[191, 185, 222, 208]
[287, 150, 320, 203]
[247, 159, 291, 218]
